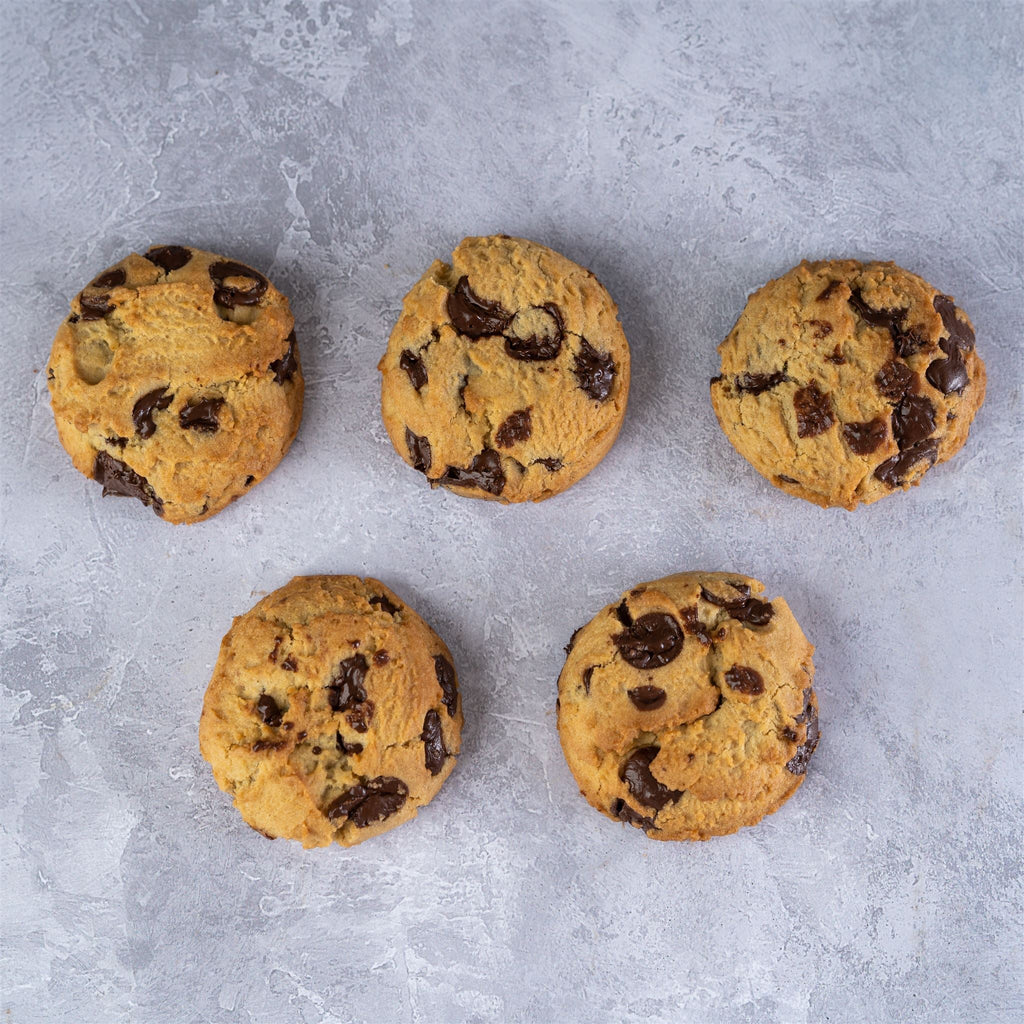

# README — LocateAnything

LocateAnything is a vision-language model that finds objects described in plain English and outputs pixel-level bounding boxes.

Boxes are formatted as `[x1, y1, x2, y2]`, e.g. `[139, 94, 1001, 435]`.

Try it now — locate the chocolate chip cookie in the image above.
[378, 235, 631, 502]
[199, 576, 462, 848]
[47, 245, 303, 524]
[557, 572, 818, 841]
[710, 260, 986, 509]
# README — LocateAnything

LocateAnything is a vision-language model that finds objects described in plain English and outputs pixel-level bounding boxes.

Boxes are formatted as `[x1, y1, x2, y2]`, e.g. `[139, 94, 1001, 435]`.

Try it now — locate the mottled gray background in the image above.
[2, 1, 1022, 1022]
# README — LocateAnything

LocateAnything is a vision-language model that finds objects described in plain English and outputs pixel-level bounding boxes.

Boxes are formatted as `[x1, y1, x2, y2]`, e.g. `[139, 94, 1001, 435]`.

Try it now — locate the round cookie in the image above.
[199, 576, 463, 848]
[710, 259, 986, 509]
[378, 235, 630, 502]
[47, 245, 303, 524]
[557, 572, 818, 841]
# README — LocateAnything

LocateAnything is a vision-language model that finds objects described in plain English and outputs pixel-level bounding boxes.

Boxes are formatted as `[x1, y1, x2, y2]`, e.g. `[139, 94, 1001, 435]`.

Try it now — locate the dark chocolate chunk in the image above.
[92, 452, 163, 515]
[848, 287, 904, 332]
[627, 685, 668, 711]
[252, 739, 286, 752]
[700, 586, 774, 627]
[405, 428, 432, 474]
[372, 650, 389, 666]
[269, 330, 298, 384]
[926, 336, 969, 396]
[572, 338, 615, 401]
[132, 387, 173, 438]
[825, 345, 845, 364]
[421, 709, 448, 775]
[447, 276, 511, 337]
[806, 319, 832, 339]
[369, 594, 400, 616]
[92, 268, 126, 289]
[327, 654, 368, 712]
[735, 371, 788, 395]
[346, 701, 374, 733]
[610, 798, 657, 831]
[208, 260, 268, 308]
[280, 656, 297, 672]
[106, 435, 128, 448]
[876, 359, 916, 402]
[144, 245, 192, 272]
[892, 393, 936, 450]
[785, 688, 819, 775]
[435, 654, 458, 718]
[78, 293, 114, 320]
[504, 303, 564, 361]
[873, 438, 940, 488]
[816, 280, 840, 302]
[535, 457, 563, 471]
[325, 777, 409, 827]
[619, 746, 682, 810]
[564, 626, 582, 655]
[679, 606, 712, 645]
[495, 409, 532, 449]
[179, 397, 224, 433]
[614, 600, 634, 628]
[255, 694, 283, 727]
[793, 381, 834, 438]
[933, 294, 975, 351]
[724, 665, 764, 695]
[399, 348, 428, 390]
[613, 613, 683, 670]
[439, 448, 506, 495]
[336, 733, 363, 756]
[842, 417, 887, 455]
[244, 475, 255, 486]
[582, 666, 595, 694]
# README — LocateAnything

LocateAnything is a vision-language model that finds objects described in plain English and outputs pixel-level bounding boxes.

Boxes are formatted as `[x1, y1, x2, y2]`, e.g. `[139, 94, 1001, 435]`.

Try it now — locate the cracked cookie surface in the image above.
[378, 235, 630, 502]
[557, 572, 818, 841]
[199, 576, 462, 848]
[47, 245, 303, 524]
[710, 260, 986, 509]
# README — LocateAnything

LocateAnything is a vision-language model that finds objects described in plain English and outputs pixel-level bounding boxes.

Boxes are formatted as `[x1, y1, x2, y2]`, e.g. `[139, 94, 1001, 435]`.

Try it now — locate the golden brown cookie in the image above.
[557, 572, 818, 841]
[47, 245, 303, 524]
[199, 576, 462, 848]
[378, 235, 630, 502]
[710, 260, 986, 509]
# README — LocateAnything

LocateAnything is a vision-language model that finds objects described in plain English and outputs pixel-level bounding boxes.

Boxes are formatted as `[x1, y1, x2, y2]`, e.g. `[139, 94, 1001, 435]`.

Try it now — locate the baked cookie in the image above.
[557, 572, 818, 841]
[47, 245, 303, 524]
[199, 576, 462, 848]
[378, 235, 630, 502]
[710, 260, 986, 509]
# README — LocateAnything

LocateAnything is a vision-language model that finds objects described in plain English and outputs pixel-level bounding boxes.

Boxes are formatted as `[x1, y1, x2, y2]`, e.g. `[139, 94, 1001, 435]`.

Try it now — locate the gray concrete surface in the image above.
[2, 1, 1022, 1022]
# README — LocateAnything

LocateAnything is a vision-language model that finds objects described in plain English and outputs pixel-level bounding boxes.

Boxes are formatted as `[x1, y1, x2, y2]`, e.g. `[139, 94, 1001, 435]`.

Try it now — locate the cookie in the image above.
[710, 260, 986, 509]
[378, 235, 630, 502]
[47, 245, 303, 524]
[557, 572, 818, 841]
[199, 576, 462, 848]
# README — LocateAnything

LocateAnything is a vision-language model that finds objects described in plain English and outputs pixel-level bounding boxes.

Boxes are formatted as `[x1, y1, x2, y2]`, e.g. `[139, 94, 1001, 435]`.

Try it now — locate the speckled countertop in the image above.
[2, 2, 1022, 1023]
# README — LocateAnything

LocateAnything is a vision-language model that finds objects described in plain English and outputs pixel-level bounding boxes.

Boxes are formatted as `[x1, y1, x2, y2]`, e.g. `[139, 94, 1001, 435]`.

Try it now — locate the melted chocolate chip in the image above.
[495, 409, 532, 449]
[699, 586, 774, 626]
[619, 747, 682, 810]
[535, 457, 563, 471]
[179, 397, 225, 433]
[613, 613, 683, 670]
[327, 654, 368, 712]
[582, 666, 595, 694]
[369, 594, 399, 616]
[504, 303, 564, 361]
[132, 387, 173, 438]
[439, 448, 506, 495]
[806, 319, 832, 339]
[735, 371, 788, 395]
[405, 428, 432, 474]
[269, 331, 298, 384]
[336, 733, 363, 756]
[785, 688, 819, 775]
[92, 268, 126, 289]
[793, 382, 834, 438]
[627, 685, 667, 711]
[325, 777, 408, 827]
[572, 338, 615, 401]
[252, 739, 286, 752]
[826, 345, 845, 364]
[144, 245, 192, 271]
[610, 798, 657, 831]
[78, 293, 114, 320]
[933, 294, 975, 351]
[816, 280, 840, 302]
[106, 435, 128, 448]
[874, 439, 940, 488]
[724, 665, 764, 695]
[679, 606, 712, 645]
[268, 637, 282, 663]
[280, 656, 297, 672]
[926, 336, 969, 396]
[208, 260, 268, 308]
[399, 348, 427, 390]
[255, 694, 283, 727]
[92, 452, 163, 515]
[842, 417, 887, 455]
[421, 709, 448, 775]
[435, 654, 458, 717]
[346, 701, 375, 733]
[373, 650, 389, 667]
[892, 393, 936, 449]
[447, 276, 511, 337]
[614, 600, 634, 628]
[876, 359, 916, 402]
[244, 475, 255, 486]
[848, 287, 904, 332]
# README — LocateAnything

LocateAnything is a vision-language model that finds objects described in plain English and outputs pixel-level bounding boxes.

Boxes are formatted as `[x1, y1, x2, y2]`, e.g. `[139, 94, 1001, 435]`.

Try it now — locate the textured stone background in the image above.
[2, 1, 1022, 1022]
